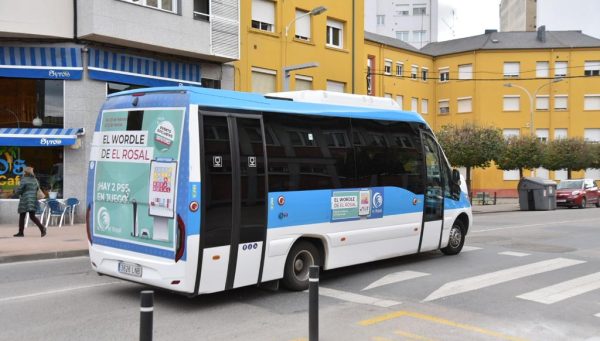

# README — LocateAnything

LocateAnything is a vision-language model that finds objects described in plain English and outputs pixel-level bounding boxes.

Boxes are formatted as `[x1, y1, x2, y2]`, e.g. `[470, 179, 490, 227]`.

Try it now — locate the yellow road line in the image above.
[359, 310, 528, 341]
[395, 330, 438, 341]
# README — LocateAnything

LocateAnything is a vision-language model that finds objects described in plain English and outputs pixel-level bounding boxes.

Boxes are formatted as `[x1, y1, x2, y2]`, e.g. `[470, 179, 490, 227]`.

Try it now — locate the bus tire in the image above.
[282, 241, 320, 291]
[441, 220, 465, 256]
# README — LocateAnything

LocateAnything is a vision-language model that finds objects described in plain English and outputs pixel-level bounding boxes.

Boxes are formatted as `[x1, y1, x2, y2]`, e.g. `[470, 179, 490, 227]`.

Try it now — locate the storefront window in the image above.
[0, 78, 64, 199]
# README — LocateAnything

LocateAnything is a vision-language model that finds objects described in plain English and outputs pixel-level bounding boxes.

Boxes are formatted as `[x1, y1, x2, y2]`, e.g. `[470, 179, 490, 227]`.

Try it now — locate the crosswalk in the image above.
[319, 247, 600, 317]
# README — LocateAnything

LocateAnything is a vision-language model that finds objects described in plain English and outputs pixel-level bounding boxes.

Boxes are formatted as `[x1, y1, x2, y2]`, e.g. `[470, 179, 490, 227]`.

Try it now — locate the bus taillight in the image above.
[86, 204, 92, 245]
[175, 214, 185, 262]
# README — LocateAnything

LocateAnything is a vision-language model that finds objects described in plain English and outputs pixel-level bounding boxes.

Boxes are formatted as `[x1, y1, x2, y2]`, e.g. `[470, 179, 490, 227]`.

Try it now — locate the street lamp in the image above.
[281, 6, 327, 91]
[504, 78, 563, 136]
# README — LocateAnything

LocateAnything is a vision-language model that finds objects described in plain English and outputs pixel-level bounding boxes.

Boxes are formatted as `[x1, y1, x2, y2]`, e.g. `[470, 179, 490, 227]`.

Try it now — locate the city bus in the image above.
[86, 86, 472, 295]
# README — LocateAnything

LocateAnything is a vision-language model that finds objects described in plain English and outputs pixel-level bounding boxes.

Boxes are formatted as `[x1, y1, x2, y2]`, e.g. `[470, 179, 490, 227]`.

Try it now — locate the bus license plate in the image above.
[118, 262, 142, 277]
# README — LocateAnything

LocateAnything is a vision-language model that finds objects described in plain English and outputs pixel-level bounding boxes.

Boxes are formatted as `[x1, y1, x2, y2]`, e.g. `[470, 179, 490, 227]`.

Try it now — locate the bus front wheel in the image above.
[282, 241, 320, 291]
[441, 220, 465, 255]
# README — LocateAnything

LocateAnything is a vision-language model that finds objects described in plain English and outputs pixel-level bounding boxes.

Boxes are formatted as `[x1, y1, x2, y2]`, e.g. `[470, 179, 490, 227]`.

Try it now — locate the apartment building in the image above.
[0, 0, 239, 223]
[366, 28, 600, 195]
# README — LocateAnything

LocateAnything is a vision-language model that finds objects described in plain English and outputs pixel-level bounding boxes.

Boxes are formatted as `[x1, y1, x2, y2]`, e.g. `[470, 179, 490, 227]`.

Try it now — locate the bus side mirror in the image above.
[452, 169, 461, 185]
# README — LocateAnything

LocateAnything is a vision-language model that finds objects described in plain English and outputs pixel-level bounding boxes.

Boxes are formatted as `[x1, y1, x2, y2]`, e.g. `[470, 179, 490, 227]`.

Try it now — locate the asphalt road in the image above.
[1, 207, 600, 341]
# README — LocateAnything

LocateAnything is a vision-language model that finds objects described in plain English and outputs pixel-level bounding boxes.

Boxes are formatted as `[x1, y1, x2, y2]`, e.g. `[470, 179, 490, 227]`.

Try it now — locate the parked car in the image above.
[556, 179, 600, 208]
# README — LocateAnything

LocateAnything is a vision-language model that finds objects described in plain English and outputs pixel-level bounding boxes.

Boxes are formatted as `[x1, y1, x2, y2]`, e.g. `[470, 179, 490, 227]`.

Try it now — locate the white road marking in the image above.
[517, 272, 600, 304]
[595, 313, 600, 318]
[0, 282, 122, 303]
[319, 287, 400, 307]
[423, 258, 585, 302]
[362, 271, 429, 291]
[462, 246, 482, 252]
[499, 251, 530, 257]
[473, 218, 598, 233]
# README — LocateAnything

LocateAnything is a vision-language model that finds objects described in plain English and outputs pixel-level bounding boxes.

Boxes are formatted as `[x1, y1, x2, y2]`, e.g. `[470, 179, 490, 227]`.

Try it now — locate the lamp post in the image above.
[282, 6, 327, 91]
[504, 78, 563, 136]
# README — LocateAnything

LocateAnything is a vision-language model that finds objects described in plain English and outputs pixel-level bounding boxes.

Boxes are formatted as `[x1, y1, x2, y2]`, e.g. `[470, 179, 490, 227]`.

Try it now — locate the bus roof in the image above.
[107, 86, 427, 124]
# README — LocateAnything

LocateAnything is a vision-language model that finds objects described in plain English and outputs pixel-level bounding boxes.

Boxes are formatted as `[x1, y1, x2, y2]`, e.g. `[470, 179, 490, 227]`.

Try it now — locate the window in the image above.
[326, 80, 345, 93]
[396, 62, 403, 77]
[367, 56, 375, 95]
[457, 97, 472, 113]
[536, 129, 549, 143]
[384, 93, 392, 99]
[421, 68, 428, 81]
[295, 9, 311, 40]
[554, 128, 568, 139]
[396, 95, 403, 110]
[458, 64, 472, 80]
[536, 95, 549, 110]
[555, 61, 567, 77]
[384, 59, 392, 75]
[413, 4, 427, 15]
[295, 75, 312, 90]
[439, 67, 449, 82]
[536, 61, 549, 78]
[122, 0, 175, 13]
[584, 95, 600, 110]
[421, 99, 428, 114]
[396, 31, 409, 41]
[584, 61, 600, 76]
[503, 95, 520, 111]
[251, 67, 276, 93]
[396, 4, 409, 16]
[193, 0, 209, 21]
[502, 129, 520, 180]
[584, 129, 600, 181]
[411, 65, 418, 79]
[411, 97, 418, 112]
[326, 19, 344, 48]
[413, 30, 426, 44]
[0, 78, 65, 198]
[438, 100, 449, 115]
[503, 62, 520, 77]
[252, 0, 275, 32]
[554, 95, 568, 110]
[376, 15, 385, 25]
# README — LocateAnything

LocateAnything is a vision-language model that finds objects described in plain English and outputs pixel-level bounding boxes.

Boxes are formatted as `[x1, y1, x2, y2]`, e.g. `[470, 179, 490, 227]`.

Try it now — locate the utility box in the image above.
[517, 177, 557, 211]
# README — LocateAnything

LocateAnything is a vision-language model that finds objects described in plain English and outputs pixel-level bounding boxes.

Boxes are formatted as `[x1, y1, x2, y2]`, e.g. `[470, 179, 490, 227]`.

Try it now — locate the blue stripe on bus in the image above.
[267, 187, 424, 229]
[94, 236, 175, 259]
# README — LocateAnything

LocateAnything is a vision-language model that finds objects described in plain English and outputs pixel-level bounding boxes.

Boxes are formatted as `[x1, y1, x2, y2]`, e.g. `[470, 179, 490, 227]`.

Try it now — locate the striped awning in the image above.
[87, 48, 202, 87]
[0, 128, 84, 147]
[0, 46, 83, 80]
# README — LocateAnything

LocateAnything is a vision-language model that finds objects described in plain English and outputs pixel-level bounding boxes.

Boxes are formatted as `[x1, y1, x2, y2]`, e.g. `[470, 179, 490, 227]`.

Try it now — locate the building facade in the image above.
[499, 0, 537, 32]
[235, 0, 365, 95]
[366, 28, 600, 196]
[0, 0, 239, 223]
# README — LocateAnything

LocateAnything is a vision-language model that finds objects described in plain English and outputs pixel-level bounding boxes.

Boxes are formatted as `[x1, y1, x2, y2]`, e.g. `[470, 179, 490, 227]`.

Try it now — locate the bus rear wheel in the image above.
[282, 241, 320, 291]
[441, 220, 465, 255]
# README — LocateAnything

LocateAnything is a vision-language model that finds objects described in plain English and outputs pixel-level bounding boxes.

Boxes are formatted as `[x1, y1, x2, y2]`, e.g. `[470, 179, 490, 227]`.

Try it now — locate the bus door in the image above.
[419, 132, 444, 252]
[198, 112, 267, 293]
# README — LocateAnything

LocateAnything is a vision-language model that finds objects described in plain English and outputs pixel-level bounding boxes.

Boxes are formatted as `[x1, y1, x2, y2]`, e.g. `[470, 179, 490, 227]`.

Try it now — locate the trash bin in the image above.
[517, 177, 557, 211]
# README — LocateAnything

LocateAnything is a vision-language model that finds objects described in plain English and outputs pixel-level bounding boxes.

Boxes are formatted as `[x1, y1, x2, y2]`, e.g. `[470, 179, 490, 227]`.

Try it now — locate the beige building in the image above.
[500, 0, 537, 32]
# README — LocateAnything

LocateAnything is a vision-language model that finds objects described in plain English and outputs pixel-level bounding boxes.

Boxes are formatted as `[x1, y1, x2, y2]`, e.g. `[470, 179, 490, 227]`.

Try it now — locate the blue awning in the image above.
[0, 46, 83, 80]
[87, 48, 202, 87]
[0, 128, 84, 147]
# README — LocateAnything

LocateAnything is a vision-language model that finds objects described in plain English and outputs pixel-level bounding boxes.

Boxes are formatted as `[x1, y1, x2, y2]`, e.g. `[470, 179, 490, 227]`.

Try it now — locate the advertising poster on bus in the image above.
[90, 108, 184, 251]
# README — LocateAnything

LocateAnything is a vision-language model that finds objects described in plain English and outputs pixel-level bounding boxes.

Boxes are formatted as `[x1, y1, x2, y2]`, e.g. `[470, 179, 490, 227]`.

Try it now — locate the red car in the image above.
[556, 179, 600, 208]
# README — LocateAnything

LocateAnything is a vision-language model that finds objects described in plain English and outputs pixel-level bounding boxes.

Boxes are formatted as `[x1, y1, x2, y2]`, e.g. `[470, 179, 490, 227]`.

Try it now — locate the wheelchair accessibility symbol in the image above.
[248, 156, 256, 168]
[213, 156, 222, 168]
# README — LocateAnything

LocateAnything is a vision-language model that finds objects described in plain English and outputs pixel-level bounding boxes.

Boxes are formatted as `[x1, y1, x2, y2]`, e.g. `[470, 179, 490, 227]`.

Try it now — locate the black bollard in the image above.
[140, 290, 154, 341]
[309, 265, 319, 341]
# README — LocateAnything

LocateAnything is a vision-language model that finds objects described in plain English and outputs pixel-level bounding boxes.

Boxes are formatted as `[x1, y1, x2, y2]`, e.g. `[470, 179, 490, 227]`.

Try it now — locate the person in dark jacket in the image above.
[13, 166, 47, 237]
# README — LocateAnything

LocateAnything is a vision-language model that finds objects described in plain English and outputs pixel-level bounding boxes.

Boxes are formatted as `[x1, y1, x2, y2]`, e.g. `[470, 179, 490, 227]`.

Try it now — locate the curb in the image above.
[0, 249, 89, 264]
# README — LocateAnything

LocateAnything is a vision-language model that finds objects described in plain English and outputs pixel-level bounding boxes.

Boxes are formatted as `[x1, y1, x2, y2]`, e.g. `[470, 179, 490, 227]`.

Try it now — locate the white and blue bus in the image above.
[86, 87, 472, 295]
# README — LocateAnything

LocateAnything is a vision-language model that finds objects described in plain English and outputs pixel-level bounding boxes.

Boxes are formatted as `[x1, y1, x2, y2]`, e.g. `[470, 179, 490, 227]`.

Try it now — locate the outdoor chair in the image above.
[25, 200, 47, 228]
[45, 199, 68, 227]
[64, 197, 80, 225]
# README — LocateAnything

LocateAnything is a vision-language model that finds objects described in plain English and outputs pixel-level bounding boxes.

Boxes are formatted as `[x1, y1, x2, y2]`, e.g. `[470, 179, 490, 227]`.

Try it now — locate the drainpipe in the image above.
[73, 0, 78, 42]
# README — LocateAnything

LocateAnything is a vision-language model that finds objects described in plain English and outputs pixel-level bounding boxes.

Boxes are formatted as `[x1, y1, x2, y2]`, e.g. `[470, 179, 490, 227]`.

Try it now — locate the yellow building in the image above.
[366, 29, 600, 196]
[235, 0, 365, 94]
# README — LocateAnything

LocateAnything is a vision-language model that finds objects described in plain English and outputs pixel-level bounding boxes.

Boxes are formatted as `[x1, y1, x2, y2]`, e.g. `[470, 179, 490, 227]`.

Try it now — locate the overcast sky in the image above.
[438, 0, 501, 41]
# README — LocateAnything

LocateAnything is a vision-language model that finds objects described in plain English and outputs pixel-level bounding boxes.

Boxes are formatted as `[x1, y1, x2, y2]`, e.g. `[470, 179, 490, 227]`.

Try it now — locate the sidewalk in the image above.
[0, 222, 88, 264]
[0, 200, 521, 264]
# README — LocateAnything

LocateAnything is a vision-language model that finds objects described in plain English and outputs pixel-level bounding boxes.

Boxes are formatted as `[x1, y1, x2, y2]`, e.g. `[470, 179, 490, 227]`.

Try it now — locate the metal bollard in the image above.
[309, 265, 319, 341]
[140, 290, 154, 341]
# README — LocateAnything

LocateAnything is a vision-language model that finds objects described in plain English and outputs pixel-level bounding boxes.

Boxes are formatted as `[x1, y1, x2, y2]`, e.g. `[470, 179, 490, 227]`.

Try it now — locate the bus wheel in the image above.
[282, 241, 320, 291]
[441, 220, 465, 255]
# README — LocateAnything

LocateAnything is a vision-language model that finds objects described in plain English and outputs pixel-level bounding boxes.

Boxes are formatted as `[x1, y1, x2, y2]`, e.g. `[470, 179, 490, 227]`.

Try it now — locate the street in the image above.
[1, 207, 600, 341]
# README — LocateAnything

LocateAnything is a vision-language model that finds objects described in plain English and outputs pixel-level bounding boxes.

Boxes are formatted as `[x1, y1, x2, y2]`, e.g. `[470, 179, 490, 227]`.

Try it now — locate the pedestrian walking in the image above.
[13, 166, 47, 237]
